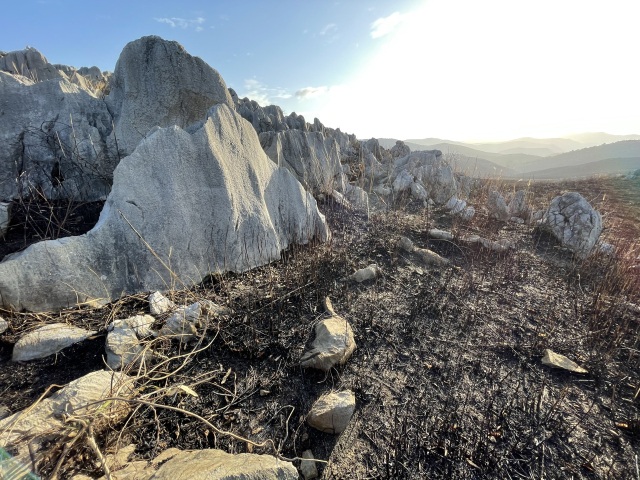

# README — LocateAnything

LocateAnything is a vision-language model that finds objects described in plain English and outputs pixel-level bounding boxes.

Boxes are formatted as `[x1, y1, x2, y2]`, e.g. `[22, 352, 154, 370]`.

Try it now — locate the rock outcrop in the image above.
[542, 192, 602, 257]
[260, 130, 343, 194]
[106, 36, 234, 155]
[0, 71, 118, 201]
[0, 104, 329, 312]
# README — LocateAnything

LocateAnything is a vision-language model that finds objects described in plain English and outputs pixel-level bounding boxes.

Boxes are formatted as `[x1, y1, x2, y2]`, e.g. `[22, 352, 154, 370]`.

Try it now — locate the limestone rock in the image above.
[149, 291, 175, 315]
[300, 312, 356, 371]
[0, 104, 329, 312]
[487, 191, 510, 221]
[445, 196, 467, 214]
[428, 229, 454, 241]
[541, 349, 588, 374]
[105, 317, 154, 370]
[462, 235, 513, 252]
[460, 206, 476, 220]
[0, 317, 7, 334]
[508, 190, 529, 218]
[392, 170, 413, 193]
[0, 202, 10, 237]
[345, 185, 369, 212]
[348, 264, 381, 283]
[159, 302, 201, 343]
[392, 151, 454, 205]
[0, 47, 64, 82]
[542, 192, 602, 258]
[149, 449, 298, 480]
[410, 181, 428, 200]
[0, 370, 133, 452]
[398, 236, 449, 267]
[260, 129, 342, 194]
[107, 36, 234, 155]
[12, 323, 97, 361]
[390, 140, 410, 159]
[300, 450, 319, 479]
[307, 390, 356, 434]
[0, 71, 118, 201]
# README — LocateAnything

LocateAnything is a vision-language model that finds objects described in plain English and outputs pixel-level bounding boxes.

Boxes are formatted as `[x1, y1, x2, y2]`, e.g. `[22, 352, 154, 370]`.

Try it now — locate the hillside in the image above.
[519, 157, 640, 179]
[520, 140, 640, 174]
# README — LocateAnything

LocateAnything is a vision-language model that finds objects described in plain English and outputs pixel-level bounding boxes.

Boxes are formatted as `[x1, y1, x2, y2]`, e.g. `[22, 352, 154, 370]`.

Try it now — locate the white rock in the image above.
[392, 170, 414, 193]
[446, 196, 466, 214]
[542, 192, 602, 258]
[0, 104, 329, 312]
[399, 237, 449, 266]
[149, 291, 175, 315]
[149, 449, 298, 480]
[160, 303, 201, 343]
[0, 317, 8, 334]
[487, 191, 510, 221]
[0, 371, 133, 451]
[123, 314, 156, 338]
[307, 390, 356, 434]
[0, 202, 10, 237]
[398, 236, 415, 252]
[410, 182, 429, 200]
[346, 185, 370, 213]
[373, 184, 392, 196]
[348, 264, 381, 283]
[300, 314, 356, 371]
[12, 323, 96, 362]
[300, 450, 319, 479]
[598, 242, 615, 256]
[460, 206, 475, 220]
[106, 322, 145, 370]
[428, 229, 454, 241]
[541, 349, 588, 374]
[107, 36, 234, 155]
[508, 190, 529, 218]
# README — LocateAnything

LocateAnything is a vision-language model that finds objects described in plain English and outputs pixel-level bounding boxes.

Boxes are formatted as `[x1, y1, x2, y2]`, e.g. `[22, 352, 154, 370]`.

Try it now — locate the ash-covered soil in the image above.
[1, 177, 640, 479]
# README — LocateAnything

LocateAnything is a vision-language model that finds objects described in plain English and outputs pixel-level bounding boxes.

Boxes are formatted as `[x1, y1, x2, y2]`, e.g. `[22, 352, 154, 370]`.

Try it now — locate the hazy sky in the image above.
[1, 0, 638, 141]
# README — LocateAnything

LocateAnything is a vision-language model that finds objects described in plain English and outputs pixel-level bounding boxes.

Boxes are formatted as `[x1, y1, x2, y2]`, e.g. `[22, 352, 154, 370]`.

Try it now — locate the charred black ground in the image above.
[1, 177, 639, 479]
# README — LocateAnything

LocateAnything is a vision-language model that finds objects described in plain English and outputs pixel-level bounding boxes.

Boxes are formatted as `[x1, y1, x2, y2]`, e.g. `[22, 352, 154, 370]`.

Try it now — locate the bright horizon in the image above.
[1, 0, 638, 142]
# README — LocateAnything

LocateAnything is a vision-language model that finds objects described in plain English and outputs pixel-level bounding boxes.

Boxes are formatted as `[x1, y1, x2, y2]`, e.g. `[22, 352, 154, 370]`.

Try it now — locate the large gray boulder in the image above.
[260, 130, 342, 194]
[107, 36, 234, 155]
[0, 71, 118, 201]
[0, 104, 329, 312]
[543, 191, 603, 258]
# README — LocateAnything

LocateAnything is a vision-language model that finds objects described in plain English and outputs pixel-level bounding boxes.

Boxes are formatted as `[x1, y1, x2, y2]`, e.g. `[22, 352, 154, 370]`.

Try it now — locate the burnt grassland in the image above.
[1, 176, 639, 479]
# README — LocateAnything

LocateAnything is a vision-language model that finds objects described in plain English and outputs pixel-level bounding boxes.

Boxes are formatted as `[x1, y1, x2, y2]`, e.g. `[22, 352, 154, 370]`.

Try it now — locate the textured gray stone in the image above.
[543, 192, 602, 257]
[487, 191, 510, 221]
[12, 323, 96, 361]
[307, 390, 356, 434]
[301, 312, 356, 372]
[260, 130, 342, 194]
[107, 36, 234, 155]
[0, 317, 7, 334]
[149, 291, 176, 315]
[0, 47, 64, 82]
[0, 71, 118, 201]
[0, 104, 329, 312]
[0, 202, 8, 237]
[149, 449, 298, 480]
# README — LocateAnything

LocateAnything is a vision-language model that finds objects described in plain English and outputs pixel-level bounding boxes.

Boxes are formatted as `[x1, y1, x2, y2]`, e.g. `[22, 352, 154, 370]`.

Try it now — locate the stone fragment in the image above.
[0, 371, 133, 452]
[149, 449, 298, 480]
[542, 192, 602, 258]
[307, 390, 356, 434]
[106, 321, 146, 370]
[398, 236, 449, 266]
[410, 182, 429, 200]
[348, 264, 382, 283]
[159, 302, 201, 343]
[508, 190, 529, 218]
[0, 317, 8, 334]
[149, 291, 175, 315]
[12, 323, 96, 362]
[392, 170, 413, 193]
[300, 312, 356, 372]
[300, 450, 319, 479]
[445, 196, 467, 214]
[428, 229, 454, 241]
[541, 349, 588, 374]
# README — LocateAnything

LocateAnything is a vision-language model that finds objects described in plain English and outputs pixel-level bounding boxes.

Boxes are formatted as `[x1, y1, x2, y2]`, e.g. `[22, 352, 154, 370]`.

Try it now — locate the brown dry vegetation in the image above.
[1, 175, 640, 479]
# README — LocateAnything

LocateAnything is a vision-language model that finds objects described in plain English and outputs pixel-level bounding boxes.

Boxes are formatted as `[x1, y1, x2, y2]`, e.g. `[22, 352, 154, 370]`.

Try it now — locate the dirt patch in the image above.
[1, 179, 640, 479]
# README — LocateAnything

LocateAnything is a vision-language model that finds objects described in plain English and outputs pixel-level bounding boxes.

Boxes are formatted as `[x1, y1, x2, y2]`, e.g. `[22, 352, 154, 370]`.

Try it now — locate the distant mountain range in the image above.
[378, 133, 640, 179]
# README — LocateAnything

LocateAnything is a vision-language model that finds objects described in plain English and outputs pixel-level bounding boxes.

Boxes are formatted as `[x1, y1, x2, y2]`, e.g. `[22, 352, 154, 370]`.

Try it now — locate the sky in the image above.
[1, 0, 639, 142]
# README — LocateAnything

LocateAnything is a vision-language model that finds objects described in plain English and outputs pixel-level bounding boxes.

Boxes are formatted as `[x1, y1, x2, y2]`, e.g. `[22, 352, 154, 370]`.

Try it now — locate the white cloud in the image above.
[295, 86, 330, 99]
[240, 79, 292, 106]
[154, 16, 206, 31]
[319, 23, 337, 36]
[370, 12, 404, 39]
